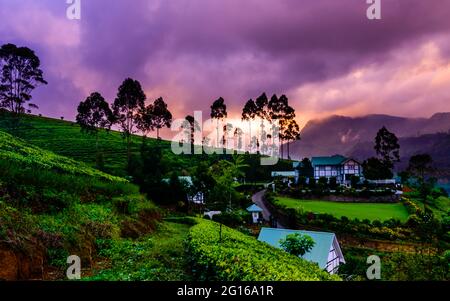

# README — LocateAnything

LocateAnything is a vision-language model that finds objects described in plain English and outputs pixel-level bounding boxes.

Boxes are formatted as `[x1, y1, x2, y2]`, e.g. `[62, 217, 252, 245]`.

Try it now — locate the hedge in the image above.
[186, 219, 340, 281]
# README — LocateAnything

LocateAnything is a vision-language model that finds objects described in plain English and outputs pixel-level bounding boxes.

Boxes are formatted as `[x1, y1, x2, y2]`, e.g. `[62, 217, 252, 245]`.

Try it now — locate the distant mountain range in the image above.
[289, 113, 450, 170]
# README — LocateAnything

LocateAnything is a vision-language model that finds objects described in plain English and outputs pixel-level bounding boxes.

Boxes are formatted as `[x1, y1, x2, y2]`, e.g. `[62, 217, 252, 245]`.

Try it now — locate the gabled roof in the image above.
[311, 155, 347, 166]
[247, 204, 264, 213]
[258, 228, 344, 269]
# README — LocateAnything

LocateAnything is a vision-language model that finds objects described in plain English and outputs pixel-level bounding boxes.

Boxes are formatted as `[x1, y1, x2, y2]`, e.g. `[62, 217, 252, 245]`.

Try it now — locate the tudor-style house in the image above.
[311, 155, 362, 185]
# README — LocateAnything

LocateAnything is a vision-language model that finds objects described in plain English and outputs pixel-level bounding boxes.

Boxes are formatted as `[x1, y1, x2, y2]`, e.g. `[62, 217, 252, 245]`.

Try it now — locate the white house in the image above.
[311, 155, 362, 185]
[271, 171, 299, 185]
[258, 228, 345, 274]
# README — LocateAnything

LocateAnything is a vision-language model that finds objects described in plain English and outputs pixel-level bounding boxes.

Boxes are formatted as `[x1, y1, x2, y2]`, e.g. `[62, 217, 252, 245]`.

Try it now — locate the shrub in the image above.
[279, 233, 315, 257]
[212, 210, 251, 227]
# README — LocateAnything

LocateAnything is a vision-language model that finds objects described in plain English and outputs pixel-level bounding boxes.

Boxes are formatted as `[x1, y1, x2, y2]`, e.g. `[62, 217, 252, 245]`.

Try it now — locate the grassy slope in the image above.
[88, 221, 193, 281]
[0, 130, 125, 182]
[0, 129, 170, 280]
[0, 112, 187, 176]
[0, 112, 294, 179]
[275, 197, 410, 222]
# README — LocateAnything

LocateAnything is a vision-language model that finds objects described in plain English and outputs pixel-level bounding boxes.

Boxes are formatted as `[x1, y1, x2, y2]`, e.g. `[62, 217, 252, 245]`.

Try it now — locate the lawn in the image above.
[275, 197, 410, 222]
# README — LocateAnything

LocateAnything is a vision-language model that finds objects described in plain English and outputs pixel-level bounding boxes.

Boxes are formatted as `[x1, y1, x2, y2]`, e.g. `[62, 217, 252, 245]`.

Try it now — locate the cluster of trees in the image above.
[0, 43, 47, 128]
[205, 93, 302, 159]
[241, 93, 300, 159]
[75, 78, 173, 169]
[401, 153, 443, 200]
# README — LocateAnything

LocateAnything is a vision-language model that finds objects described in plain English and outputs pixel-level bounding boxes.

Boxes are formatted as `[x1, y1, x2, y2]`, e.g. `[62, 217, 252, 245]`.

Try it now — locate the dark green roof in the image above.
[311, 155, 347, 166]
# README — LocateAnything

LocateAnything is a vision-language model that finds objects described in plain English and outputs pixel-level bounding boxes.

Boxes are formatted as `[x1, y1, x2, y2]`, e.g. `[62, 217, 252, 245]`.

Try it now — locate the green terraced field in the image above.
[275, 196, 410, 222]
[0, 111, 202, 176]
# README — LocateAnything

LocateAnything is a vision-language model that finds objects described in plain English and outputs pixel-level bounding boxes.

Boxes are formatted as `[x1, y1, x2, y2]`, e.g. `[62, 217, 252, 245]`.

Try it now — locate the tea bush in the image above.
[186, 219, 340, 281]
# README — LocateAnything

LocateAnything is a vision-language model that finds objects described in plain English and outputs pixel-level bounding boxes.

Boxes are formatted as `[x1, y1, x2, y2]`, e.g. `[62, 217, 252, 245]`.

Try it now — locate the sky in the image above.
[1, 0, 449, 139]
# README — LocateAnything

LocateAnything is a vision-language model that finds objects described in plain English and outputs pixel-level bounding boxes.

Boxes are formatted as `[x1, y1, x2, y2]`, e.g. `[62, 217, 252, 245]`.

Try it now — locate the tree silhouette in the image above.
[210, 97, 227, 148]
[241, 99, 257, 152]
[268, 94, 298, 158]
[234, 127, 244, 151]
[408, 154, 434, 182]
[255, 93, 269, 153]
[362, 157, 393, 180]
[284, 119, 301, 159]
[184, 115, 201, 153]
[375, 126, 400, 169]
[223, 123, 233, 150]
[136, 102, 154, 138]
[151, 97, 172, 139]
[112, 78, 146, 164]
[0, 43, 47, 129]
[76, 92, 113, 168]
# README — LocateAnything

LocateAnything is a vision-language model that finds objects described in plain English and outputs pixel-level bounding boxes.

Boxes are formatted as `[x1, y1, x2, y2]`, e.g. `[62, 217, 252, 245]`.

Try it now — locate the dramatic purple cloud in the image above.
[0, 0, 449, 137]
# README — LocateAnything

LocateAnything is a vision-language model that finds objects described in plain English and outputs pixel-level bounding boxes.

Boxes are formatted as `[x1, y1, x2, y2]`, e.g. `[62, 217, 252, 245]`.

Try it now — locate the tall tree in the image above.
[210, 97, 227, 148]
[375, 126, 400, 169]
[0, 43, 47, 127]
[76, 92, 113, 169]
[150, 97, 172, 139]
[136, 102, 154, 139]
[255, 93, 269, 153]
[234, 127, 244, 151]
[184, 115, 201, 153]
[268, 94, 297, 158]
[112, 78, 146, 163]
[223, 123, 233, 150]
[241, 99, 257, 152]
[407, 154, 434, 182]
[284, 119, 301, 159]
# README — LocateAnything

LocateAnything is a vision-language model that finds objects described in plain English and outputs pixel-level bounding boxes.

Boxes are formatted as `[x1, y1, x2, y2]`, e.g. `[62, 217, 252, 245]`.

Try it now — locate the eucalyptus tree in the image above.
[150, 97, 172, 139]
[112, 78, 146, 163]
[241, 98, 257, 152]
[255, 93, 269, 153]
[76, 92, 113, 168]
[284, 119, 301, 159]
[210, 97, 227, 148]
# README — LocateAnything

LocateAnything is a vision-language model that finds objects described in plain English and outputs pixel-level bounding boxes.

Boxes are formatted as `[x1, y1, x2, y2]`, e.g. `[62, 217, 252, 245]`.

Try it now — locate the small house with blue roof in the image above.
[247, 204, 264, 224]
[258, 228, 345, 274]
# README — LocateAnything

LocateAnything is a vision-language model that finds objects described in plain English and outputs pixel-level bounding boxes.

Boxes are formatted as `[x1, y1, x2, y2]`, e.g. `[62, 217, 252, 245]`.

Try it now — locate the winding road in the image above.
[252, 190, 286, 228]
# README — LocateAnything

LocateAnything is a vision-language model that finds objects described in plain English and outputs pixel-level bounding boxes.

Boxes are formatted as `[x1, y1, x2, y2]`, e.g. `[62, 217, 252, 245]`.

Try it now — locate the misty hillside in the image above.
[289, 113, 450, 169]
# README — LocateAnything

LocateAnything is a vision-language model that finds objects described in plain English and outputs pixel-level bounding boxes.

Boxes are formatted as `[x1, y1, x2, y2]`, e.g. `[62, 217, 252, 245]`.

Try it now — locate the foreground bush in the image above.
[186, 219, 340, 281]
